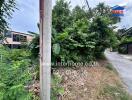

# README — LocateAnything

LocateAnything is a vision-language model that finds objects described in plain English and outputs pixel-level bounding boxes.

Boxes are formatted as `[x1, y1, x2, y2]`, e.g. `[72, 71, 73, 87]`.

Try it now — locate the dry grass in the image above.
[54, 60, 132, 100]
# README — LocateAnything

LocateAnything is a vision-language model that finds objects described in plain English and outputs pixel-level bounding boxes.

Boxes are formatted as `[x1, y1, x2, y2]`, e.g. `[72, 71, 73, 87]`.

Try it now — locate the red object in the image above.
[112, 10, 124, 14]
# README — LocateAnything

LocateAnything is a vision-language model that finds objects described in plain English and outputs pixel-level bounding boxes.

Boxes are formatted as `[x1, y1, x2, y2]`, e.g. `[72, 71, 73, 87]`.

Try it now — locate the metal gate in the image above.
[128, 44, 132, 54]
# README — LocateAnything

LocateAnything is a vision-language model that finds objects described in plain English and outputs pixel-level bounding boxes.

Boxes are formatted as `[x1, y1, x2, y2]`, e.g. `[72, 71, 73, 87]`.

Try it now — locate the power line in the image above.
[84, 0, 92, 15]
[85, 0, 91, 11]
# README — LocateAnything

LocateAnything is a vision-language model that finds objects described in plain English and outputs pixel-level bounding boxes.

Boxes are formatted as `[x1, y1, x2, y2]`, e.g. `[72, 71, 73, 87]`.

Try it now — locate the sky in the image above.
[9, 0, 132, 33]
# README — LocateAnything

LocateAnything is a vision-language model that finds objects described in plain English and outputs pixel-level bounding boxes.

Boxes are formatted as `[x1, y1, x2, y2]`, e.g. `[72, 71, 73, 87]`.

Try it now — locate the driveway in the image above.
[105, 51, 132, 93]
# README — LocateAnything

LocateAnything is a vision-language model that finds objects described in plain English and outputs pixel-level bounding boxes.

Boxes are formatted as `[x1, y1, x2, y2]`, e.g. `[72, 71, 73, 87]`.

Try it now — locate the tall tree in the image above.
[89, 16, 118, 57]
[71, 6, 87, 21]
[93, 3, 120, 24]
[0, 0, 16, 32]
[52, 0, 71, 33]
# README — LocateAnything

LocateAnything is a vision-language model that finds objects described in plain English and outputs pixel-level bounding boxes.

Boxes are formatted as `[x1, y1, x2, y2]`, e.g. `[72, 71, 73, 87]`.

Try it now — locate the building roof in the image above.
[121, 27, 132, 36]
[11, 31, 34, 36]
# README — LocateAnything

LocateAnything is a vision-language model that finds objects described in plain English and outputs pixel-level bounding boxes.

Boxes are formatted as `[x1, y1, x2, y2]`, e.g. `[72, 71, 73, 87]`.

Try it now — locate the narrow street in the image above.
[105, 51, 132, 93]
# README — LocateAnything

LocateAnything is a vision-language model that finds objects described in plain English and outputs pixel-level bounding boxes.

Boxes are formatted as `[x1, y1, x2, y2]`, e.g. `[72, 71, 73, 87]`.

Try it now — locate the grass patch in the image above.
[55, 60, 131, 100]
[100, 84, 132, 100]
[106, 63, 118, 74]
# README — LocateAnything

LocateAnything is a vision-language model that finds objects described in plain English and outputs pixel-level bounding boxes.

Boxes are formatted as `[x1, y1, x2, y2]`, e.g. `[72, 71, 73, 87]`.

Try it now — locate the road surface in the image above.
[105, 51, 132, 93]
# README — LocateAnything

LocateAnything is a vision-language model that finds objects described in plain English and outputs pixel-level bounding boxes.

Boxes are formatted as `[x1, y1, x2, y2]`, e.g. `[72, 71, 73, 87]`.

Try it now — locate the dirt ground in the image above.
[54, 60, 130, 100]
[30, 60, 131, 100]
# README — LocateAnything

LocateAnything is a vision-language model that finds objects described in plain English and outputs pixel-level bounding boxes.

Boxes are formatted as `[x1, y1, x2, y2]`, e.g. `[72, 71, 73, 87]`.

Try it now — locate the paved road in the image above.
[105, 51, 132, 93]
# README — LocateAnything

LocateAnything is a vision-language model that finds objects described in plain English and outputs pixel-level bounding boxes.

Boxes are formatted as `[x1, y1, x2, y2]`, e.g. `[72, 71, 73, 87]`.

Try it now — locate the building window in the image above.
[20, 35, 27, 42]
[4, 31, 12, 38]
[13, 34, 20, 42]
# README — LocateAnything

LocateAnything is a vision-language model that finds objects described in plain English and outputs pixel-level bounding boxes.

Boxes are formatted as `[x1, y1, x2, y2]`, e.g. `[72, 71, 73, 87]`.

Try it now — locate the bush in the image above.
[118, 46, 127, 54]
[30, 1, 118, 67]
[51, 74, 64, 100]
[0, 46, 35, 100]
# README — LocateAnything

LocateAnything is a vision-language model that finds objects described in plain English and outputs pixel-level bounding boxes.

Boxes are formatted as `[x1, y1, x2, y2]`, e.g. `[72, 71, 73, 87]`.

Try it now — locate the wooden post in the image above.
[39, 0, 52, 100]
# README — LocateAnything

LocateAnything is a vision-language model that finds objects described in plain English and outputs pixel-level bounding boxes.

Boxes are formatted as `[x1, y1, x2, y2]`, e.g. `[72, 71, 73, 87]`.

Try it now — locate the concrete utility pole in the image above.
[39, 0, 52, 100]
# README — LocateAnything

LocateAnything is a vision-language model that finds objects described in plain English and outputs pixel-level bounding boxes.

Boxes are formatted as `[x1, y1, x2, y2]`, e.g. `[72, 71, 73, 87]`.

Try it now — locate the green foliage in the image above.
[52, 0, 72, 33]
[29, 35, 39, 59]
[51, 74, 64, 100]
[106, 63, 118, 74]
[53, 43, 60, 55]
[101, 85, 132, 100]
[0, 46, 34, 100]
[9, 49, 30, 61]
[0, 0, 16, 32]
[89, 16, 118, 58]
[117, 27, 132, 54]
[71, 6, 88, 21]
[2, 84, 32, 100]
[120, 36, 132, 44]
[118, 46, 127, 54]
[30, 2, 118, 66]
[93, 3, 120, 24]
[117, 30, 132, 54]
[56, 18, 96, 62]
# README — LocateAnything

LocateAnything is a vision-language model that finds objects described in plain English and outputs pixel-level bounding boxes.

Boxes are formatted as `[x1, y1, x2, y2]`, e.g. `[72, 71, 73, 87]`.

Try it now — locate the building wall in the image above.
[3, 31, 34, 48]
